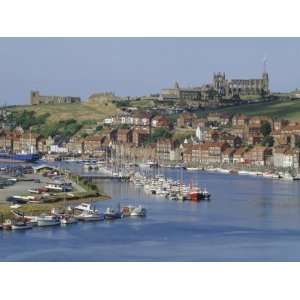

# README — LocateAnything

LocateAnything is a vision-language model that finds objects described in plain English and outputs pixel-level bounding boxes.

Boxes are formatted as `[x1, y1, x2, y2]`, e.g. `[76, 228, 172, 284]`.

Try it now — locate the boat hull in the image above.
[37, 218, 60, 227]
[60, 217, 78, 225]
[11, 223, 33, 230]
[75, 213, 104, 221]
[0, 153, 40, 163]
[104, 213, 122, 220]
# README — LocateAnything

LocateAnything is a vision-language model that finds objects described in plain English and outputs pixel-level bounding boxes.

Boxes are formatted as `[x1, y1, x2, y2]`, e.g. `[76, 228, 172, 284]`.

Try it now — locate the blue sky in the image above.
[0, 38, 299, 105]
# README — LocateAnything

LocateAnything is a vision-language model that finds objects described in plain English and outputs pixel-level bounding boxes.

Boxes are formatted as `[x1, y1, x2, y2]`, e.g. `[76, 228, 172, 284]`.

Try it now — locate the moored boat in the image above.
[75, 210, 104, 221]
[60, 216, 78, 225]
[104, 207, 122, 220]
[130, 205, 146, 217]
[74, 202, 98, 213]
[0, 152, 40, 163]
[37, 215, 61, 227]
[11, 220, 33, 230]
[11, 210, 39, 226]
[186, 167, 199, 171]
[293, 174, 300, 181]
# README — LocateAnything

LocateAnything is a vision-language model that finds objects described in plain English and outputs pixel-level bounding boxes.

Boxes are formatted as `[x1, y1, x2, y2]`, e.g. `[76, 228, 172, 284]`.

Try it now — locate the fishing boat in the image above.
[60, 215, 78, 225]
[130, 205, 146, 217]
[11, 210, 39, 226]
[74, 202, 98, 213]
[188, 188, 202, 201]
[75, 210, 104, 221]
[185, 179, 210, 201]
[11, 220, 33, 230]
[104, 207, 122, 220]
[37, 215, 61, 227]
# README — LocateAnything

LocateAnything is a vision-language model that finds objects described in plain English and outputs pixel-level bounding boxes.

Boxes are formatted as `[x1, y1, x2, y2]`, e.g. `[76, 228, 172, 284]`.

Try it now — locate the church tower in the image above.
[262, 58, 269, 94]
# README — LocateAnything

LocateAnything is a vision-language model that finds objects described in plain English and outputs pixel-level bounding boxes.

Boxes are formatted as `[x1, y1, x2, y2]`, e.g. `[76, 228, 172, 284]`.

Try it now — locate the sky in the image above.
[0, 37, 299, 105]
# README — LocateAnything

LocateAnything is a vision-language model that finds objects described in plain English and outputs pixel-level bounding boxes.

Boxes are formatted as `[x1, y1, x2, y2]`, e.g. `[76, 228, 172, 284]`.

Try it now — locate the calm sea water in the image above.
[1, 163, 300, 261]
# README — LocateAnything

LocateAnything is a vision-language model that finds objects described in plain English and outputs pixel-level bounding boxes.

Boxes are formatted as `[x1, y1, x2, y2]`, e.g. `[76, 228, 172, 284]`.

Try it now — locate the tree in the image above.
[144, 128, 172, 145]
[80, 132, 89, 139]
[118, 124, 130, 129]
[8, 110, 50, 130]
[95, 125, 103, 132]
[261, 135, 274, 147]
[260, 121, 272, 137]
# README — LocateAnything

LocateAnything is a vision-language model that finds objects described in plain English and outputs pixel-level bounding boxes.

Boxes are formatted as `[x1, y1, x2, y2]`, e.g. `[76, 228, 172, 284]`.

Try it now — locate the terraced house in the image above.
[156, 138, 177, 161]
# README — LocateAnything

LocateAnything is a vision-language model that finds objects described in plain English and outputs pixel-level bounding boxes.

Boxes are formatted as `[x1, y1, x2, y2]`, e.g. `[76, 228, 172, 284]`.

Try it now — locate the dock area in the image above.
[0, 165, 110, 219]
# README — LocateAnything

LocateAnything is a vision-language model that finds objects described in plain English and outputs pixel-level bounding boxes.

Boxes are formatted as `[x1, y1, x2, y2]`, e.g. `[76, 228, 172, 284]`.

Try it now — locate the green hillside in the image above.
[8, 101, 119, 123]
[207, 99, 300, 121]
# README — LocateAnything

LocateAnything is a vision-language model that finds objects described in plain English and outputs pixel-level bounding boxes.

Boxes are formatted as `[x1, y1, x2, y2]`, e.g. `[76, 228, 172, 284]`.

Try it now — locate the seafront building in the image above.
[1, 106, 300, 172]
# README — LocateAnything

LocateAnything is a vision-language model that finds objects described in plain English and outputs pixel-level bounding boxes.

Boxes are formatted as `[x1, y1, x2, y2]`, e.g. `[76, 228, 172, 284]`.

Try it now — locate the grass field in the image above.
[9, 101, 119, 123]
[206, 99, 300, 121]
[9, 98, 300, 126]
[173, 128, 195, 142]
[129, 99, 156, 108]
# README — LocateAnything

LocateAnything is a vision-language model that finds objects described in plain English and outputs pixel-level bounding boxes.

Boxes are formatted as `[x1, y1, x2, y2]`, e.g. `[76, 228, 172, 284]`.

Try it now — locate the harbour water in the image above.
[1, 164, 300, 261]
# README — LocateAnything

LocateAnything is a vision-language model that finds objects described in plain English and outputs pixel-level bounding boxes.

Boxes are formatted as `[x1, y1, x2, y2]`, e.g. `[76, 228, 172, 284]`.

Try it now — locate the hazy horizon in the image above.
[0, 37, 299, 105]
